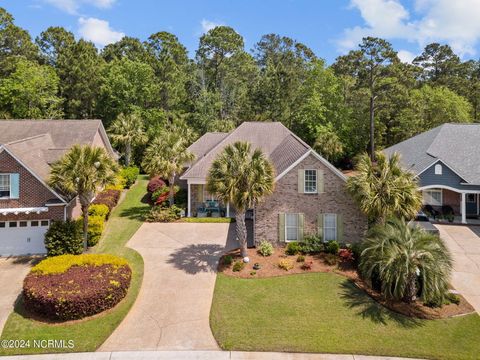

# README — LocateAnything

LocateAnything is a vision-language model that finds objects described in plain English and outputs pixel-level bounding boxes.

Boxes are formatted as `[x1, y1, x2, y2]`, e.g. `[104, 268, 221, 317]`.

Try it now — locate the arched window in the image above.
[435, 163, 442, 175]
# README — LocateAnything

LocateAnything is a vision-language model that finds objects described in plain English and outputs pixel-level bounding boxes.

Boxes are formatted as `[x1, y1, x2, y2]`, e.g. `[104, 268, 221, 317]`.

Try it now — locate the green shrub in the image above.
[285, 241, 301, 255]
[88, 204, 110, 220]
[297, 255, 305, 262]
[182, 217, 234, 223]
[300, 235, 324, 254]
[258, 240, 274, 257]
[175, 188, 188, 207]
[324, 253, 338, 266]
[145, 205, 183, 222]
[87, 215, 105, 247]
[120, 166, 139, 188]
[105, 175, 126, 191]
[278, 259, 294, 271]
[223, 255, 233, 266]
[350, 242, 363, 262]
[301, 260, 313, 270]
[446, 292, 461, 305]
[326, 240, 340, 255]
[32, 254, 129, 275]
[44, 220, 83, 257]
[233, 261, 245, 272]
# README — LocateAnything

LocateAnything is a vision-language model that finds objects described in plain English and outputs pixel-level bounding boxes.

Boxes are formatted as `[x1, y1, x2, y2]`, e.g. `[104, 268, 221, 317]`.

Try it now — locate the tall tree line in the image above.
[0, 7, 478, 165]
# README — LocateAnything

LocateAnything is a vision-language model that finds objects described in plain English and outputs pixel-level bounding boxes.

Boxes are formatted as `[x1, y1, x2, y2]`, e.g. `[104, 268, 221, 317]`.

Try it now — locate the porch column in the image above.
[461, 192, 467, 224]
[226, 202, 230, 217]
[187, 182, 191, 217]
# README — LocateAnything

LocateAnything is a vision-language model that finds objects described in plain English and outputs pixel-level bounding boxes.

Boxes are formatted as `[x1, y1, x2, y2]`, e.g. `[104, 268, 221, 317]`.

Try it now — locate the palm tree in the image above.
[207, 142, 275, 258]
[49, 145, 118, 250]
[346, 151, 422, 224]
[141, 128, 195, 205]
[108, 113, 147, 166]
[360, 218, 452, 303]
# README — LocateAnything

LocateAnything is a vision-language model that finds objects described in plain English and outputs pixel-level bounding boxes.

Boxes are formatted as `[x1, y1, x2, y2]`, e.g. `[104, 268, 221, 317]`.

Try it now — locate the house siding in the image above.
[420, 161, 480, 191]
[0, 151, 65, 222]
[254, 154, 367, 246]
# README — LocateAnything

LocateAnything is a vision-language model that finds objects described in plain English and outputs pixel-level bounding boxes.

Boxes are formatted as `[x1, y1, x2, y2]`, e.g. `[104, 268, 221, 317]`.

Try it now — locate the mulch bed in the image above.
[219, 247, 475, 320]
[23, 264, 131, 322]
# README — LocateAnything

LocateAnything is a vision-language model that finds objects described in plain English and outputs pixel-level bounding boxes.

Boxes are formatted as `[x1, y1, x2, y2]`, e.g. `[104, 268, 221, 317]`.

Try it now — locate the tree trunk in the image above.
[125, 142, 131, 167]
[403, 273, 417, 303]
[168, 175, 175, 206]
[81, 203, 89, 251]
[369, 95, 375, 161]
[235, 210, 248, 258]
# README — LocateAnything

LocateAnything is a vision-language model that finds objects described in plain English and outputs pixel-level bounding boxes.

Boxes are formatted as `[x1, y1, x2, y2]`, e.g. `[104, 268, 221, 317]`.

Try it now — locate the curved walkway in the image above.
[100, 222, 237, 351]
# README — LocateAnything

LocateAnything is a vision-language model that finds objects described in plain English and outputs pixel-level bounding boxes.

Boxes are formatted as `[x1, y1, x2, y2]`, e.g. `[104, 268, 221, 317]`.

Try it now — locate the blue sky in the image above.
[4, 0, 480, 64]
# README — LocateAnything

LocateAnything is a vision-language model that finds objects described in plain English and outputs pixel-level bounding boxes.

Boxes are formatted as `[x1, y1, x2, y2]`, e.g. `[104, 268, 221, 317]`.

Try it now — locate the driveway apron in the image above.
[100, 222, 237, 351]
[436, 224, 480, 313]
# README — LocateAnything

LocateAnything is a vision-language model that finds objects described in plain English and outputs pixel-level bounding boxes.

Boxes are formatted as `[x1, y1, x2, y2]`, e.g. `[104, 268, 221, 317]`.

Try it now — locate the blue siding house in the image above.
[384, 123, 480, 224]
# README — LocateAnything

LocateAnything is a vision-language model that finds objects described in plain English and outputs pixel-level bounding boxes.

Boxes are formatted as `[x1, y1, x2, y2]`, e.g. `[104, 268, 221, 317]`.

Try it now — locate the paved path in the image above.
[0, 256, 37, 333]
[436, 224, 480, 313]
[100, 223, 237, 351]
[1, 350, 424, 360]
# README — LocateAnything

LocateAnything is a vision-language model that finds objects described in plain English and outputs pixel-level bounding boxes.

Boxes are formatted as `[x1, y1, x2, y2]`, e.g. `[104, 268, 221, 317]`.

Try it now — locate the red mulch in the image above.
[219, 247, 475, 320]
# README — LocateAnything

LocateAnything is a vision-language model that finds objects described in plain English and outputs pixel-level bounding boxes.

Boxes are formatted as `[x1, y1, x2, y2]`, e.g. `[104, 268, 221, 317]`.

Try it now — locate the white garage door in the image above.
[0, 220, 49, 256]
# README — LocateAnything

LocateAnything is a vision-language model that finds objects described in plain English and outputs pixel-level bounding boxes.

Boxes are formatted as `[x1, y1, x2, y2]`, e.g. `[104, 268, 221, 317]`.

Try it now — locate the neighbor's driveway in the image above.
[436, 225, 480, 313]
[100, 222, 237, 351]
[0, 257, 37, 333]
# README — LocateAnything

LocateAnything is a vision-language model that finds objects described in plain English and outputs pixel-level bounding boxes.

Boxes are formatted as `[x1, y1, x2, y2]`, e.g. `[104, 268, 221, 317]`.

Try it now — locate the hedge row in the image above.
[24, 254, 131, 321]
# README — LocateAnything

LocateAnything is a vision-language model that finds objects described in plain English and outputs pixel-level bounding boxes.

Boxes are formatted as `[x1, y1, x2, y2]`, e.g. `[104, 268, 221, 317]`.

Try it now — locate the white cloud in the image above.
[397, 49, 416, 63]
[44, 0, 116, 15]
[78, 17, 124, 47]
[338, 0, 480, 58]
[201, 19, 224, 33]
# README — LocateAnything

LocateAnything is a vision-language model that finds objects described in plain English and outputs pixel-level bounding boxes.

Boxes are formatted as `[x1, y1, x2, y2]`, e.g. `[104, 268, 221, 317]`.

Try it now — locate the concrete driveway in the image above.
[436, 225, 480, 313]
[100, 222, 237, 351]
[0, 257, 37, 333]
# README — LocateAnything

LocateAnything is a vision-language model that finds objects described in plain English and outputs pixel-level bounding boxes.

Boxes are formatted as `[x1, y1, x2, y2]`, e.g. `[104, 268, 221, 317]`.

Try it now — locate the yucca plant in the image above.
[359, 218, 453, 303]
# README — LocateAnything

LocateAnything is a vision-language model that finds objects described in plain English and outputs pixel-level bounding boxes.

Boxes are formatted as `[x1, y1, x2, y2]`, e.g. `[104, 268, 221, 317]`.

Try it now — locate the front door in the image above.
[466, 193, 478, 216]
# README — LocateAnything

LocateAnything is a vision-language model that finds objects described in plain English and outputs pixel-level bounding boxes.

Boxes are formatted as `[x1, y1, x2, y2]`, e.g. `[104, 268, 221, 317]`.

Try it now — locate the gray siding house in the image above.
[384, 123, 480, 223]
[180, 122, 367, 245]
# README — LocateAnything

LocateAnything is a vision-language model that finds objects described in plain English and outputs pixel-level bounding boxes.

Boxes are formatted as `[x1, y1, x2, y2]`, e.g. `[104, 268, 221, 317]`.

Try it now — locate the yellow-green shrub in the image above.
[31, 254, 128, 275]
[105, 174, 126, 191]
[87, 215, 105, 246]
[88, 204, 110, 220]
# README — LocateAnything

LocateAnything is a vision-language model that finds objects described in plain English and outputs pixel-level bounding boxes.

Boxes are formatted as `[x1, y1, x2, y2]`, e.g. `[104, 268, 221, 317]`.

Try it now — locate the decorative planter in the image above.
[253, 263, 261, 270]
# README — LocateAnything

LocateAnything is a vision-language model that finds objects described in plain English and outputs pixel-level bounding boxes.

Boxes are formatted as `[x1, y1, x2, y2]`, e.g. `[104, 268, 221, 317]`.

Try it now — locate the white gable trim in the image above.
[0, 146, 66, 203]
[417, 159, 466, 182]
[276, 150, 347, 182]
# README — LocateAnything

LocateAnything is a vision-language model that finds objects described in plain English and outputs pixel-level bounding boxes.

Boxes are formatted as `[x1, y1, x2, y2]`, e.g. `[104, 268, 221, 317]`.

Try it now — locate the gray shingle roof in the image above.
[181, 122, 311, 179]
[384, 123, 480, 184]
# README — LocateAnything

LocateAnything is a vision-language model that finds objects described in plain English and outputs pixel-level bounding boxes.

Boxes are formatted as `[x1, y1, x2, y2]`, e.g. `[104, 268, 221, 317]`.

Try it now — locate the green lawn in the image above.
[0, 176, 149, 355]
[211, 272, 480, 360]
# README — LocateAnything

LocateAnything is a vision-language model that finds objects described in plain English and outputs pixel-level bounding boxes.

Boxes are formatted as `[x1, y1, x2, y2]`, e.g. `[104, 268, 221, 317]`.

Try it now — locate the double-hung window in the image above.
[323, 214, 337, 241]
[0, 174, 10, 198]
[304, 170, 317, 193]
[285, 213, 299, 242]
[423, 189, 442, 206]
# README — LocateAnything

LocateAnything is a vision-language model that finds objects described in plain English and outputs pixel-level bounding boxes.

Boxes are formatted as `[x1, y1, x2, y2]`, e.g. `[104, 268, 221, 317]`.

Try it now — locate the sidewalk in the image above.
[1, 350, 423, 360]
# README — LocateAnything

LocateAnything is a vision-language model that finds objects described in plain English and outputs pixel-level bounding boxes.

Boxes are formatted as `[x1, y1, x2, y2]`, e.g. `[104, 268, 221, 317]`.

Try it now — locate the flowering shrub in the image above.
[339, 248, 354, 262]
[147, 176, 167, 193]
[278, 259, 294, 271]
[93, 189, 121, 210]
[24, 254, 131, 321]
[145, 205, 182, 222]
[152, 185, 179, 205]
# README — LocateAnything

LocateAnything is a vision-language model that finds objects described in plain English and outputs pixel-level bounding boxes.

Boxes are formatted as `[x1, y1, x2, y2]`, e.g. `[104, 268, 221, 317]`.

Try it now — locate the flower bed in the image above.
[23, 254, 131, 321]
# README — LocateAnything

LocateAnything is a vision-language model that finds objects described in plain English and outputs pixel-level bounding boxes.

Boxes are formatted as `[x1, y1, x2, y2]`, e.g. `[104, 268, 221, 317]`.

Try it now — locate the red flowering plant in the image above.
[338, 248, 354, 262]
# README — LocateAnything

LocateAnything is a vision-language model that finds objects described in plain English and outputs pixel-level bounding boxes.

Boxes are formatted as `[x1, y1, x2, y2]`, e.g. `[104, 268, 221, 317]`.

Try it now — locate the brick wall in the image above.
[0, 151, 65, 221]
[255, 153, 367, 246]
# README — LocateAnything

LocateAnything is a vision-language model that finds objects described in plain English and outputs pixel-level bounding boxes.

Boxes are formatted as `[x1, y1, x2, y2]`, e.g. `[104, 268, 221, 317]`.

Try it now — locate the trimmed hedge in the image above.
[181, 217, 234, 223]
[88, 204, 110, 220]
[93, 189, 121, 211]
[87, 215, 105, 247]
[145, 205, 182, 222]
[24, 254, 131, 321]
[120, 166, 139, 188]
[44, 220, 83, 257]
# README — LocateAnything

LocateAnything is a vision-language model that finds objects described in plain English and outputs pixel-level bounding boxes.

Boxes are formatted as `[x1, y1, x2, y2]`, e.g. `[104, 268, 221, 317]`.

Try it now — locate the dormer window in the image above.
[435, 164, 442, 175]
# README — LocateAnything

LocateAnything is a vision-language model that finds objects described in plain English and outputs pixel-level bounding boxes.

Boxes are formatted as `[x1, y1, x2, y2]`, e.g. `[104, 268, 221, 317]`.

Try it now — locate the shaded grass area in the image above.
[0, 176, 149, 355]
[211, 272, 480, 360]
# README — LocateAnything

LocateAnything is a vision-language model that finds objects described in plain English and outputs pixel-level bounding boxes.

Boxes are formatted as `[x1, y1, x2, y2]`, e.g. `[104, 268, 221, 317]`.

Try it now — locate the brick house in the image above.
[180, 122, 367, 246]
[0, 120, 116, 255]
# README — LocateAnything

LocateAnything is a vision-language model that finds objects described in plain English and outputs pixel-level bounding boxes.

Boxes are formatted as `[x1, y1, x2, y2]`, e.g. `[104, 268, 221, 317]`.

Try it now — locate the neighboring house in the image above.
[384, 123, 480, 224]
[180, 122, 367, 246]
[0, 120, 116, 256]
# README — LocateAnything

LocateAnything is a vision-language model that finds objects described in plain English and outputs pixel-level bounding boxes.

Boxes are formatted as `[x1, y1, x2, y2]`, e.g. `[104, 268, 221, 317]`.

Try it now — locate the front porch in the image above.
[186, 182, 233, 218]
[421, 186, 480, 224]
